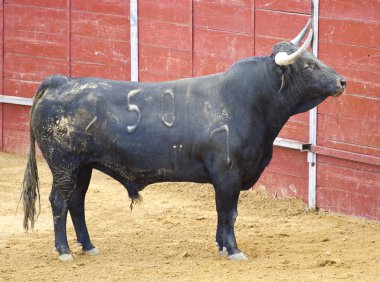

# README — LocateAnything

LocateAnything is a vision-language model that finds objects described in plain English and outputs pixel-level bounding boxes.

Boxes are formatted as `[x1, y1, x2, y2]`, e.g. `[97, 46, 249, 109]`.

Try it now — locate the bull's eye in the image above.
[303, 63, 315, 70]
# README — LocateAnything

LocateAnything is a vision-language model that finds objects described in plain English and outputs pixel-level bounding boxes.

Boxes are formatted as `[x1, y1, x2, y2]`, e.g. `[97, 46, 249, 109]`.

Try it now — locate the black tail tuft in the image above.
[21, 132, 40, 230]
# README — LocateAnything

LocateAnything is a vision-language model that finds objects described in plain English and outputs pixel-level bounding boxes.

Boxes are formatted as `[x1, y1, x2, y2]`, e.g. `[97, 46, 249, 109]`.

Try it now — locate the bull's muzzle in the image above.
[334, 77, 346, 97]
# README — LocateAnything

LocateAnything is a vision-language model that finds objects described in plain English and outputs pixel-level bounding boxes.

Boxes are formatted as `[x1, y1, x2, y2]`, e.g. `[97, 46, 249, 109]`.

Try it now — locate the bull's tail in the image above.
[21, 82, 49, 230]
[21, 127, 40, 230]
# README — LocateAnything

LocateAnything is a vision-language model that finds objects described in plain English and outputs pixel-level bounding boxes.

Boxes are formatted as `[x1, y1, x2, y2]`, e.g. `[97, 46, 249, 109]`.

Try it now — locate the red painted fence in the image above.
[0, 0, 379, 220]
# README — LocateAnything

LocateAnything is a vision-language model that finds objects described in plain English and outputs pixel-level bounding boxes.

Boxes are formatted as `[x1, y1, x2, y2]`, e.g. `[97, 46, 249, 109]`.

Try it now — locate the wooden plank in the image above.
[319, 17, 380, 49]
[193, 27, 254, 76]
[317, 187, 380, 221]
[319, 0, 380, 22]
[255, 0, 310, 14]
[266, 147, 308, 178]
[3, 78, 39, 98]
[316, 147, 380, 222]
[318, 154, 380, 174]
[289, 112, 309, 123]
[196, 0, 252, 8]
[4, 53, 68, 81]
[4, 0, 68, 9]
[193, 1, 254, 34]
[71, 61, 130, 81]
[71, 0, 129, 16]
[4, 4, 68, 34]
[318, 113, 379, 154]
[346, 79, 380, 99]
[313, 146, 380, 167]
[319, 94, 380, 124]
[2, 104, 29, 132]
[192, 53, 235, 76]
[139, 45, 192, 78]
[254, 36, 278, 56]
[256, 170, 308, 203]
[5, 29, 68, 59]
[139, 19, 191, 51]
[317, 140, 380, 162]
[193, 27, 254, 58]
[318, 187, 380, 220]
[255, 147, 309, 203]
[255, 10, 310, 40]
[71, 36, 130, 66]
[139, 0, 191, 25]
[71, 11, 130, 42]
[278, 121, 309, 143]
[2, 127, 29, 153]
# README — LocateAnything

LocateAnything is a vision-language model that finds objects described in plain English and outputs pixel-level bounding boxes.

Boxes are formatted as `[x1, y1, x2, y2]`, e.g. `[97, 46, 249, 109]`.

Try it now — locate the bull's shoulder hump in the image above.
[38, 75, 70, 91]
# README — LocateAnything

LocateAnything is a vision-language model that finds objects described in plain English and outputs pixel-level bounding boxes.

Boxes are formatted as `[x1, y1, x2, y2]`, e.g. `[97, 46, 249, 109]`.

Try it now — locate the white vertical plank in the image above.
[308, 0, 319, 209]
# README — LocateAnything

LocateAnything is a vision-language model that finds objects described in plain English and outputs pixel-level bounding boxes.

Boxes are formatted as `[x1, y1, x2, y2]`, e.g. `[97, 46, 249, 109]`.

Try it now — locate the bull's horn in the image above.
[275, 28, 313, 66]
[290, 19, 312, 46]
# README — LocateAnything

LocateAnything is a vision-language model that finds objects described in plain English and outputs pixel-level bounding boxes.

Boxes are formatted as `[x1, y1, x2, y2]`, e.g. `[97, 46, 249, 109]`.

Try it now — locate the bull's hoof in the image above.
[228, 252, 248, 261]
[218, 247, 228, 257]
[84, 247, 99, 256]
[58, 253, 75, 262]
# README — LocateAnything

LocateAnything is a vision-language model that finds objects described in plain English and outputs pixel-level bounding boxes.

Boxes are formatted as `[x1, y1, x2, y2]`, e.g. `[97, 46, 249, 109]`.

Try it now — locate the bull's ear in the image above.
[275, 29, 313, 66]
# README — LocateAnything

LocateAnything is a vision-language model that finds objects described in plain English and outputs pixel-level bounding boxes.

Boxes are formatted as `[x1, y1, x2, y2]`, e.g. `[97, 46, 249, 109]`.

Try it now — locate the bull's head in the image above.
[273, 19, 346, 100]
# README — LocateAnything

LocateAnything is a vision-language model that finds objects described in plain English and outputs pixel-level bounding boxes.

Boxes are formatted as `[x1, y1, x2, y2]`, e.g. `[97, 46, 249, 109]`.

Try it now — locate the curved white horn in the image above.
[290, 19, 312, 45]
[275, 28, 313, 66]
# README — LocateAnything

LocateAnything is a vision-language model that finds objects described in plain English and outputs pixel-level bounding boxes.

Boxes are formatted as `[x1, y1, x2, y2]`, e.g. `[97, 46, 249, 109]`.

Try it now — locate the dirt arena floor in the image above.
[0, 152, 379, 281]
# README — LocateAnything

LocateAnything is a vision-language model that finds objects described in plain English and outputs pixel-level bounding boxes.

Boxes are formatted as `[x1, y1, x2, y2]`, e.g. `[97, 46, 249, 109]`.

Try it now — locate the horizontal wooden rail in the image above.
[0, 95, 33, 106]
[273, 137, 310, 151]
[311, 145, 380, 167]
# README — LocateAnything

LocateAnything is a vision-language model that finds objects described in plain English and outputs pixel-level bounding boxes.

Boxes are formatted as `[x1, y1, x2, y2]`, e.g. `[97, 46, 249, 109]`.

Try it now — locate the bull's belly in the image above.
[92, 154, 211, 186]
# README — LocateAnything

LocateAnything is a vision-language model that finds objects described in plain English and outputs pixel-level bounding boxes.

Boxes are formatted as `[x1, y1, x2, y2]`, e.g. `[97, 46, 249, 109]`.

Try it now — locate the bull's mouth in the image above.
[332, 87, 345, 97]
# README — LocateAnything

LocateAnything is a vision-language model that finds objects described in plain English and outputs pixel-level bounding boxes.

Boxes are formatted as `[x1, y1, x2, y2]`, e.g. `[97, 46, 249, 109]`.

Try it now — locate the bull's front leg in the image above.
[214, 184, 247, 261]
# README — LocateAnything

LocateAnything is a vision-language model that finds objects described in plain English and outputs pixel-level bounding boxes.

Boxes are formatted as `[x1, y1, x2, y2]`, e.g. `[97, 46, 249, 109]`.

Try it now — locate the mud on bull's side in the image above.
[21, 18, 345, 262]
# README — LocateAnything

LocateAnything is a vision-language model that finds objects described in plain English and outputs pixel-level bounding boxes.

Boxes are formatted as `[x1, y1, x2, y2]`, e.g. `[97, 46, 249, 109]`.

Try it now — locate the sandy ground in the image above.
[0, 152, 379, 281]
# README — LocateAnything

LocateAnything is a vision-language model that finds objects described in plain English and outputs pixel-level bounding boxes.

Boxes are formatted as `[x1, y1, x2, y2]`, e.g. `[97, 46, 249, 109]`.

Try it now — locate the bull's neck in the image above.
[226, 57, 301, 138]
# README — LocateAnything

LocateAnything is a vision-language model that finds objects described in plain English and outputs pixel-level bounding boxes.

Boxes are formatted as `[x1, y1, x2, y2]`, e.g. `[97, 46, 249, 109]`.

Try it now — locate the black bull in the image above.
[22, 22, 345, 261]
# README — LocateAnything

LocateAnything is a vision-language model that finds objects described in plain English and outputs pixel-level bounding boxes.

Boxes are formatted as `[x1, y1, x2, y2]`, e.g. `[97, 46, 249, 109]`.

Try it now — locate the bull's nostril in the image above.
[340, 79, 346, 88]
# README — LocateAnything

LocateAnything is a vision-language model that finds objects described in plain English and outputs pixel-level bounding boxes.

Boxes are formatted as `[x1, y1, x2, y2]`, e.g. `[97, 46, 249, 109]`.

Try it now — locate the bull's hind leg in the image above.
[49, 177, 75, 262]
[69, 166, 98, 256]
